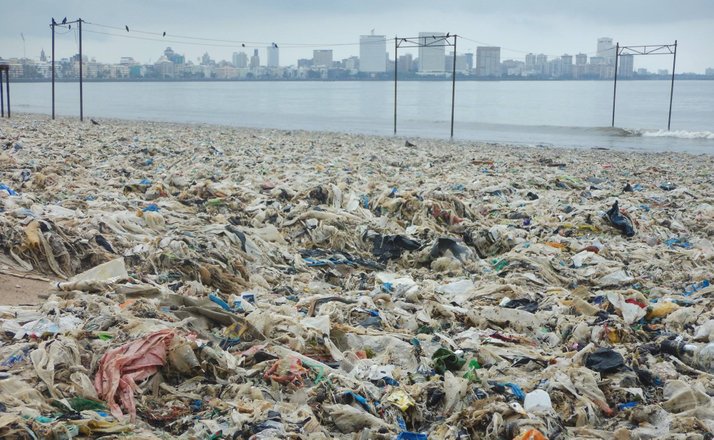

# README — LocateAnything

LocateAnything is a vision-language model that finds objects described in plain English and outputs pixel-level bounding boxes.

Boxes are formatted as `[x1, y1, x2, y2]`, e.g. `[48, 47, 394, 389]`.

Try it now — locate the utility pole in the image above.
[51, 20, 55, 119]
[611, 43, 619, 127]
[50, 18, 84, 121]
[79, 18, 83, 121]
[667, 40, 677, 131]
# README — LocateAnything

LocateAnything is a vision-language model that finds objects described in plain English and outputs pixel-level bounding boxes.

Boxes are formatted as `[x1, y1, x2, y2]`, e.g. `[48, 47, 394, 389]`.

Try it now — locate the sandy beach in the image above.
[0, 113, 713, 438]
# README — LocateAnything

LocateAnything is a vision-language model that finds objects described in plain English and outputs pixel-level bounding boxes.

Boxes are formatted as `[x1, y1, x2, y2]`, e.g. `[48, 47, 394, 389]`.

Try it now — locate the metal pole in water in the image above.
[667, 40, 677, 131]
[611, 43, 619, 127]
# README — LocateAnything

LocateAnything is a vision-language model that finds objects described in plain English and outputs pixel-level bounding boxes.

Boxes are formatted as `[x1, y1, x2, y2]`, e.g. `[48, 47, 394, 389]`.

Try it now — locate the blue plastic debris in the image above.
[209, 293, 233, 311]
[190, 399, 203, 412]
[0, 183, 18, 196]
[360, 194, 369, 209]
[503, 382, 526, 401]
[617, 401, 638, 410]
[142, 203, 160, 212]
[396, 432, 428, 440]
[683, 280, 710, 296]
[665, 238, 693, 249]
[341, 391, 371, 412]
[139, 178, 152, 185]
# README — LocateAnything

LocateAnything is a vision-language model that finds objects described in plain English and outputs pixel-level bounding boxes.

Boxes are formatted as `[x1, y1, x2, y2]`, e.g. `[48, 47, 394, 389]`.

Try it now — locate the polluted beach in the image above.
[0, 114, 712, 438]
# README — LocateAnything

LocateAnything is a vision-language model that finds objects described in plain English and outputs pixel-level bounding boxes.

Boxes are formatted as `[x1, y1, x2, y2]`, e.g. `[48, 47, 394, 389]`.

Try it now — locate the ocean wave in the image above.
[639, 129, 714, 139]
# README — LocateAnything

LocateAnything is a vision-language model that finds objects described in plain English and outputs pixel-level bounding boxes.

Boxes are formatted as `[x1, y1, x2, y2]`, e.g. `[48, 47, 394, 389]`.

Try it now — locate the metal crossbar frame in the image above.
[394, 34, 458, 138]
[50, 18, 84, 121]
[612, 41, 677, 130]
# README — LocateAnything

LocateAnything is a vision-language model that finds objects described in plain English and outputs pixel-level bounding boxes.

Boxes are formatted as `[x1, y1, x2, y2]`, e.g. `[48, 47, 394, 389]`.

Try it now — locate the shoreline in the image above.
[5, 111, 712, 158]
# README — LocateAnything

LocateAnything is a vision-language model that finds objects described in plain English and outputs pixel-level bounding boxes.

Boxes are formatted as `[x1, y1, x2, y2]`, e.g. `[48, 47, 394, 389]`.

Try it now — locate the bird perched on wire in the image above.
[51, 18, 57, 25]
[62, 17, 67, 24]
[272, 42, 278, 48]
[125, 25, 129, 32]
[163, 31, 166, 37]
[241, 43, 245, 47]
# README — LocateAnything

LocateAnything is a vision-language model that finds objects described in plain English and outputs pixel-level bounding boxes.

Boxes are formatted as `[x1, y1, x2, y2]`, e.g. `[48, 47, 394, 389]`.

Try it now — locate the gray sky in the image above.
[1, 0, 713, 72]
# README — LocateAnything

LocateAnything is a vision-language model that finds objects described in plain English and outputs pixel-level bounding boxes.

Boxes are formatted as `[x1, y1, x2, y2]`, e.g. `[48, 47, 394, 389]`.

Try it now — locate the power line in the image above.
[80, 21, 604, 61]
[84, 21, 381, 49]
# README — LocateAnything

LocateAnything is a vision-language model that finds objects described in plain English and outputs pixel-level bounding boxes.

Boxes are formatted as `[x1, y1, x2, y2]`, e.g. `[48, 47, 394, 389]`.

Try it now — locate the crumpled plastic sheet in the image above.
[0, 115, 712, 438]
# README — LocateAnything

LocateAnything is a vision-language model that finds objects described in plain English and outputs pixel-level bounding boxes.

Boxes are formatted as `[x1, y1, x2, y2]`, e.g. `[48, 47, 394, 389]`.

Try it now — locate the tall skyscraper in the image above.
[398, 53, 413, 72]
[233, 52, 248, 68]
[250, 49, 260, 69]
[597, 37, 616, 64]
[418, 32, 446, 73]
[475, 46, 501, 77]
[525, 53, 536, 68]
[267, 45, 279, 68]
[359, 33, 386, 73]
[575, 53, 587, 65]
[619, 54, 634, 78]
[313, 50, 333, 67]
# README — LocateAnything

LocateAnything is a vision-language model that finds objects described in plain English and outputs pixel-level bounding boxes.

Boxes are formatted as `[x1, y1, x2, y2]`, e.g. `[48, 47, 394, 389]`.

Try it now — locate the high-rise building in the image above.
[40, 49, 47, 62]
[313, 50, 333, 68]
[535, 54, 548, 74]
[397, 53, 413, 73]
[233, 52, 248, 68]
[267, 45, 279, 68]
[418, 32, 446, 73]
[597, 37, 615, 64]
[475, 46, 501, 77]
[359, 33, 386, 73]
[250, 49, 260, 69]
[464, 52, 473, 71]
[560, 54, 573, 78]
[525, 53, 536, 68]
[163, 47, 185, 64]
[445, 52, 470, 73]
[575, 53, 587, 65]
[619, 54, 634, 78]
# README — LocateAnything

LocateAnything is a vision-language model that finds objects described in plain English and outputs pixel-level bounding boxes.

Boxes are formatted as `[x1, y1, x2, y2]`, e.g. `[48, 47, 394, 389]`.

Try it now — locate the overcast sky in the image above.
[1, 0, 713, 73]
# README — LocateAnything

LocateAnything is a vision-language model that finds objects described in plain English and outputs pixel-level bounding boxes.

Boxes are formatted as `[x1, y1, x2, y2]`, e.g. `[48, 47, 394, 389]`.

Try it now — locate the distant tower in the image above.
[233, 52, 248, 68]
[40, 49, 47, 62]
[597, 37, 615, 65]
[267, 45, 279, 68]
[475, 46, 501, 77]
[418, 32, 446, 73]
[312, 50, 333, 68]
[250, 49, 260, 68]
[359, 32, 386, 73]
[619, 54, 634, 78]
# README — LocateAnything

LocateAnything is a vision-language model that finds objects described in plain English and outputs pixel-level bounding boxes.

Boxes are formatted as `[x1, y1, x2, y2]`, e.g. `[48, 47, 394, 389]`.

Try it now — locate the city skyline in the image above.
[8, 34, 709, 82]
[1, 0, 713, 73]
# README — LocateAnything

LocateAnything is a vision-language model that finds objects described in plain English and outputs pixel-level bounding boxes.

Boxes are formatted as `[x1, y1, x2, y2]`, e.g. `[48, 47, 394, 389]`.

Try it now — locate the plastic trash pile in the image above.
[0, 114, 713, 439]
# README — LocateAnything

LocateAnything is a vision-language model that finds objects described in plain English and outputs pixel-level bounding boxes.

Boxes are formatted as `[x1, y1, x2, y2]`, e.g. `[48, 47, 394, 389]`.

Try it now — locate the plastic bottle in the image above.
[661, 340, 714, 373]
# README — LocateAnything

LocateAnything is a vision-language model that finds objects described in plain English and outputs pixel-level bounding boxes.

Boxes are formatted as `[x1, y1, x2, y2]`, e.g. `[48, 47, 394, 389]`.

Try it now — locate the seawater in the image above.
[9, 80, 714, 153]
